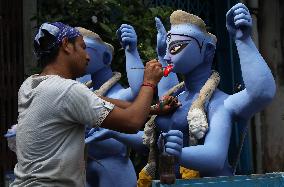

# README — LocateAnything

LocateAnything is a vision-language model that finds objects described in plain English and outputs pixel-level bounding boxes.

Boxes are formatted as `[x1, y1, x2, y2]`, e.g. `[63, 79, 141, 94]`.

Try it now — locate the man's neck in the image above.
[40, 59, 73, 79]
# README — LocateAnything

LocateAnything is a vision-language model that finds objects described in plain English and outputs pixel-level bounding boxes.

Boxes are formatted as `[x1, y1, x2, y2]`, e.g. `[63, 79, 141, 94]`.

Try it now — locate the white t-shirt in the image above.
[11, 75, 114, 187]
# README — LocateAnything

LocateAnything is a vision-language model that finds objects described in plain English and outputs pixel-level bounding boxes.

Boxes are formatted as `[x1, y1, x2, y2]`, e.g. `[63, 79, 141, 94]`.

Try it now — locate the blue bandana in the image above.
[34, 22, 81, 59]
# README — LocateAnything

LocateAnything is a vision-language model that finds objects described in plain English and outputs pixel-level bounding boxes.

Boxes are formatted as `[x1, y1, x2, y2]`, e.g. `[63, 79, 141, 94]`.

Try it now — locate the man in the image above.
[10, 22, 174, 187]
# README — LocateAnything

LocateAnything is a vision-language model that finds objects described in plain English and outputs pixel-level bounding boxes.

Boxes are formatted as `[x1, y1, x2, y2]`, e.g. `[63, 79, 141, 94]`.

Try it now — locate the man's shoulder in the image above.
[32, 75, 87, 98]
[42, 75, 80, 89]
[55, 78, 96, 101]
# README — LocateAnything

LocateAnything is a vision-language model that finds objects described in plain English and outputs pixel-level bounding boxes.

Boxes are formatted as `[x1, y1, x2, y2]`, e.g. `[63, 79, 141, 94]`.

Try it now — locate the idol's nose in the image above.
[164, 53, 172, 64]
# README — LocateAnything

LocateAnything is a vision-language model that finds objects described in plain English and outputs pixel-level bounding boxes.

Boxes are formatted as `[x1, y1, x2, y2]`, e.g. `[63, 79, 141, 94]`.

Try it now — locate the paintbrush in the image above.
[131, 64, 174, 77]
[130, 67, 168, 69]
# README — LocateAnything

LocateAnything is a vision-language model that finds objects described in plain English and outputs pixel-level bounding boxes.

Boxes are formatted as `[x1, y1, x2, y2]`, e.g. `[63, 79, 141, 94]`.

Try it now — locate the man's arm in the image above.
[101, 86, 153, 133]
[100, 96, 131, 109]
[99, 60, 162, 133]
[100, 95, 180, 115]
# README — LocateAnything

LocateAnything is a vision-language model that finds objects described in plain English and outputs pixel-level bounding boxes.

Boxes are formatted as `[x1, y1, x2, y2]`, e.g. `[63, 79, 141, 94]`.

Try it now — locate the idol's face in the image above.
[164, 24, 206, 74]
[84, 37, 112, 74]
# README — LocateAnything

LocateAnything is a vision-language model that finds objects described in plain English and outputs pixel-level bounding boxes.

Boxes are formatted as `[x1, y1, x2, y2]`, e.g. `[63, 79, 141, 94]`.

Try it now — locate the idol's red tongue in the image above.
[163, 64, 173, 77]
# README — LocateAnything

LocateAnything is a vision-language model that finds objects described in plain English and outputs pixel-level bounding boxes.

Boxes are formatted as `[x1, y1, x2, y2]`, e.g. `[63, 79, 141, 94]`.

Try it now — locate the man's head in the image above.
[34, 22, 90, 78]
[164, 10, 217, 74]
[76, 27, 114, 74]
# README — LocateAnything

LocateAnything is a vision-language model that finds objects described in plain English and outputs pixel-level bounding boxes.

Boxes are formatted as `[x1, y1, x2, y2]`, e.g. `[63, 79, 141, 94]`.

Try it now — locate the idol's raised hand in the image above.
[116, 24, 138, 52]
[155, 17, 167, 58]
[226, 3, 252, 40]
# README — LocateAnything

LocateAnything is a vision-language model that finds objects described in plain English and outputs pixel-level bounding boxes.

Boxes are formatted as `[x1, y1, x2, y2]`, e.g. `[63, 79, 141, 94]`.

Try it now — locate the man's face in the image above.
[164, 24, 206, 74]
[70, 36, 90, 78]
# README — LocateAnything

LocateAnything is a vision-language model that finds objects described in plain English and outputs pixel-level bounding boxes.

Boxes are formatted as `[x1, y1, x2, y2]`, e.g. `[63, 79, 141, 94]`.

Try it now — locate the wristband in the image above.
[142, 82, 156, 92]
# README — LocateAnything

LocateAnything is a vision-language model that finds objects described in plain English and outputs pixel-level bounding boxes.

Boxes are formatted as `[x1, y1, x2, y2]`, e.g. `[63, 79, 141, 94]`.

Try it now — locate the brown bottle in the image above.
[159, 153, 176, 184]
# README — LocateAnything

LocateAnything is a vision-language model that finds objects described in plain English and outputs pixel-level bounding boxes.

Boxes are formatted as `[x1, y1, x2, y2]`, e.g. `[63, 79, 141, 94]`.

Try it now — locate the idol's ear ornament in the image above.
[204, 34, 217, 64]
[103, 51, 112, 66]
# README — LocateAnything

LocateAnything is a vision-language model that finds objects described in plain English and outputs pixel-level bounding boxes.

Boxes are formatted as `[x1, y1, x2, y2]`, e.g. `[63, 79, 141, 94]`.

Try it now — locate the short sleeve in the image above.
[63, 83, 114, 128]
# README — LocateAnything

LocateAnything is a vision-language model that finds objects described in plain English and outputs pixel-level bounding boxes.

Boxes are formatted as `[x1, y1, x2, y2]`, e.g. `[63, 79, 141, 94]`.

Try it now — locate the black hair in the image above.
[34, 30, 77, 69]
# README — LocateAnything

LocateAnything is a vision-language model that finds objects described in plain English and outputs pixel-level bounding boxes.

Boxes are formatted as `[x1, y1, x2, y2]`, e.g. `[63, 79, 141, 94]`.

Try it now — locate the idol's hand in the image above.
[159, 130, 183, 160]
[4, 124, 17, 138]
[155, 17, 167, 58]
[116, 24, 137, 52]
[85, 128, 117, 144]
[226, 3, 252, 40]
[4, 124, 17, 152]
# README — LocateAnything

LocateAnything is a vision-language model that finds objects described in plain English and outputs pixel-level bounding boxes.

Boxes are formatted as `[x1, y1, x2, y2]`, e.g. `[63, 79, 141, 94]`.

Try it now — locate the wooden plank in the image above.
[0, 0, 7, 185]
[0, 0, 24, 185]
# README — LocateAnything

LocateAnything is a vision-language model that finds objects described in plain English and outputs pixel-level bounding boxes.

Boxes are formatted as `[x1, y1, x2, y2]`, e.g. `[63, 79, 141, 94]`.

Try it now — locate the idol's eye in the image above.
[169, 42, 190, 55]
[167, 35, 171, 42]
[170, 44, 182, 54]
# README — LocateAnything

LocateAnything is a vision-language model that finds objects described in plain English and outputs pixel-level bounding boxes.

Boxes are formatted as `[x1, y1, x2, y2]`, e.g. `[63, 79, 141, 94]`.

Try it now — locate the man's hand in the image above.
[143, 59, 163, 86]
[226, 3, 252, 40]
[151, 96, 181, 115]
[116, 24, 137, 52]
[155, 17, 167, 58]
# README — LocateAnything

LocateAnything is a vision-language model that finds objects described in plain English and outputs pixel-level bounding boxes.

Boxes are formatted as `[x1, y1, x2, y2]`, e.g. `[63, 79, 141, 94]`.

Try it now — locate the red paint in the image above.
[163, 65, 173, 77]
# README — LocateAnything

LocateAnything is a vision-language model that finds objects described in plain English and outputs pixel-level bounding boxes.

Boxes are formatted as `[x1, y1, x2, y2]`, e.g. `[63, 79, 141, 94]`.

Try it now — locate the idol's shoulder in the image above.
[208, 89, 231, 115]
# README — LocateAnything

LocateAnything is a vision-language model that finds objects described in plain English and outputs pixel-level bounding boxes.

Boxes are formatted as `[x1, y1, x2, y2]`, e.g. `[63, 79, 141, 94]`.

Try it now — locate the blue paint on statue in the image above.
[153, 3, 275, 177]
[5, 3, 275, 184]
[78, 24, 147, 187]
[155, 17, 180, 98]
[81, 24, 183, 187]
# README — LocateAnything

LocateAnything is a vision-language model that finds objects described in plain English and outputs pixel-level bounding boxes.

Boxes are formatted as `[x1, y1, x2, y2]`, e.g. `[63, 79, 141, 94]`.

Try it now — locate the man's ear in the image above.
[204, 42, 215, 64]
[61, 37, 74, 54]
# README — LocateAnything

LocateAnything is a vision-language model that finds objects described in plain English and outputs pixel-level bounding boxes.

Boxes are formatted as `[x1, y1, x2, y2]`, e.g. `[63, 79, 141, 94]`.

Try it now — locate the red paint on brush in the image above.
[163, 64, 173, 77]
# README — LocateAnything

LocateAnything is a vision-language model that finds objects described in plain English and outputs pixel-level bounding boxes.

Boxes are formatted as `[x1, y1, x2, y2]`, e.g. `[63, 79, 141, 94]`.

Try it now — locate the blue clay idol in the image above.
[136, 3, 276, 179]
[77, 25, 183, 187]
